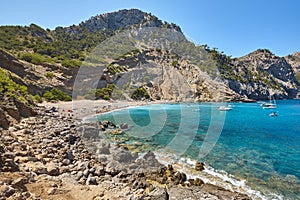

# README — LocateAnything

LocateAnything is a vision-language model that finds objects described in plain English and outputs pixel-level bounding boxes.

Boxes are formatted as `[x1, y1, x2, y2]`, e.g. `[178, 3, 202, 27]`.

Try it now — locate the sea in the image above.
[95, 100, 300, 199]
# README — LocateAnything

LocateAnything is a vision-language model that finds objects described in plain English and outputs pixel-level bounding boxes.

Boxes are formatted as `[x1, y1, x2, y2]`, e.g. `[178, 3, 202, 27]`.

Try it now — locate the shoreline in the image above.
[81, 100, 284, 200]
[37, 99, 300, 199]
[40, 100, 267, 199]
[0, 100, 269, 199]
[40, 99, 175, 120]
[153, 151, 273, 200]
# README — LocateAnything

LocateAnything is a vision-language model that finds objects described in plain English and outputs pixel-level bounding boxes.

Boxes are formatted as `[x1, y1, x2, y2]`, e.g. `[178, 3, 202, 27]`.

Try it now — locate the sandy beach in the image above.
[40, 99, 173, 120]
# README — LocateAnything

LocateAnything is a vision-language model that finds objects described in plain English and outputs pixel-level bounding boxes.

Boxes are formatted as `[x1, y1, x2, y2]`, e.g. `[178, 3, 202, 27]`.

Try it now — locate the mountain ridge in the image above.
[76, 9, 182, 33]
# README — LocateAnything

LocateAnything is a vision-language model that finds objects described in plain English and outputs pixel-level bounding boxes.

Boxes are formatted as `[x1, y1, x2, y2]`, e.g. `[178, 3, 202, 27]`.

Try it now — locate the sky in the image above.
[0, 0, 299, 58]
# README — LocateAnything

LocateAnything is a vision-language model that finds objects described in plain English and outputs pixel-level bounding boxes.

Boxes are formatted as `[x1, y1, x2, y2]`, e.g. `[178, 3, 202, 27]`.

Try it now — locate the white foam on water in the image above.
[153, 150, 284, 200]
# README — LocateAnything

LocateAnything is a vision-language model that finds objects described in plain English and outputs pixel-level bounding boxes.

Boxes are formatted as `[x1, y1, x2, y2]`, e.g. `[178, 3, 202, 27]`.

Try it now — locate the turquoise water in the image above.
[96, 100, 300, 199]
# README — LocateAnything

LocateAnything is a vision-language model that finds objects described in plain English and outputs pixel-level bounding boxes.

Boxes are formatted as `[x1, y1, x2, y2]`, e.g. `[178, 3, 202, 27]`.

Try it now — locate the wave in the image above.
[153, 150, 284, 200]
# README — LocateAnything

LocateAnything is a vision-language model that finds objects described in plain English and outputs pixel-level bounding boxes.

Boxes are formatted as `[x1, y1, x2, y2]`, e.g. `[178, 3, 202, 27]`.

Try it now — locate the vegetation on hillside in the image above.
[43, 88, 72, 102]
[0, 67, 33, 106]
[84, 84, 116, 100]
[0, 24, 113, 67]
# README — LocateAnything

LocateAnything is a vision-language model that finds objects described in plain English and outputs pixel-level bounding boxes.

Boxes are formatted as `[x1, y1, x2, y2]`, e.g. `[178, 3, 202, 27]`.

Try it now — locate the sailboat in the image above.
[262, 95, 277, 109]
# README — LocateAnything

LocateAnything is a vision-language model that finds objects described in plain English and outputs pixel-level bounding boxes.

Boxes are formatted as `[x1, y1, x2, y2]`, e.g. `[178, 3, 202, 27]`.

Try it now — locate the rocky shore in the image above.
[0, 104, 252, 200]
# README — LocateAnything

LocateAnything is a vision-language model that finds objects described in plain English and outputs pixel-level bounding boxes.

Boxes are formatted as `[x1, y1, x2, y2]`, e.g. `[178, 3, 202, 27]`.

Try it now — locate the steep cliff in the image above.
[218, 49, 300, 100]
[285, 52, 300, 83]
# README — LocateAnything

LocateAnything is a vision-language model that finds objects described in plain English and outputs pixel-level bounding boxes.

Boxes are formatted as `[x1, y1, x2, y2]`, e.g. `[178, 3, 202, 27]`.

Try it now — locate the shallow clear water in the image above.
[96, 100, 300, 199]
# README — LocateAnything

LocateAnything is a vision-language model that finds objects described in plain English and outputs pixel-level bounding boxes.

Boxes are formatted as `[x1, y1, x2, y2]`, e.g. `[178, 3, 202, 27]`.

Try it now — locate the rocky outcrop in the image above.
[0, 107, 10, 129]
[285, 52, 300, 74]
[223, 49, 300, 100]
[0, 49, 26, 78]
[0, 99, 36, 130]
[0, 49, 76, 96]
[75, 9, 181, 33]
[285, 52, 300, 97]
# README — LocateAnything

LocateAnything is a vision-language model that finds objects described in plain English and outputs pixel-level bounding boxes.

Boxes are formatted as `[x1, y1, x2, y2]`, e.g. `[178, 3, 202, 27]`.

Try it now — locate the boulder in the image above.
[86, 176, 98, 185]
[14, 99, 36, 118]
[188, 178, 204, 186]
[46, 162, 60, 176]
[81, 126, 100, 140]
[0, 107, 10, 129]
[148, 187, 169, 200]
[105, 160, 123, 176]
[195, 161, 205, 171]
[120, 123, 129, 130]
[172, 171, 187, 185]
[113, 149, 136, 163]
[28, 161, 47, 174]
[96, 140, 110, 155]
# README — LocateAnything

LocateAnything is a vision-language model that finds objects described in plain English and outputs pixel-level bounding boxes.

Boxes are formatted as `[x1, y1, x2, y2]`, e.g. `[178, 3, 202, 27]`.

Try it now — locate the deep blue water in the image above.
[96, 100, 300, 199]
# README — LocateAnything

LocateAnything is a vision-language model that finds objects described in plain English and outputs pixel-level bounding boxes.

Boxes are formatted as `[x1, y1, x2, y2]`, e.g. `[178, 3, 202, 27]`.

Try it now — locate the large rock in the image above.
[14, 99, 36, 118]
[0, 107, 10, 129]
[195, 161, 205, 171]
[148, 187, 169, 200]
[81, 125, 101, 140]
[46, 162, 60, 176]
[112, 148, 137, 163]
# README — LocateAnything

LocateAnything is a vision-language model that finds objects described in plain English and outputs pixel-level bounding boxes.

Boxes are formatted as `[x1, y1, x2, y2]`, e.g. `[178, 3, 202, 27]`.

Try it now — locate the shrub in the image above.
[33, 94, 43, 103]
[43, 88, 71, 102]
[107, 65, 117, 74]
[172, 60, 178, 67]
[85, 84, 116, 100]
[45, 72, 54, 79]
[131, 87, 150, 100]
[61, 58, 81, 68]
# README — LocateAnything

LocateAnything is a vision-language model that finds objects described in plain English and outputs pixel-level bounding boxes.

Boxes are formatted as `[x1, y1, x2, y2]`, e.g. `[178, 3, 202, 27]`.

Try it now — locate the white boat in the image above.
[263, 104, 277, 109]
[218, 105, 232, 111]
[269, 112, 278, 117]
[262, 95, 277, 109]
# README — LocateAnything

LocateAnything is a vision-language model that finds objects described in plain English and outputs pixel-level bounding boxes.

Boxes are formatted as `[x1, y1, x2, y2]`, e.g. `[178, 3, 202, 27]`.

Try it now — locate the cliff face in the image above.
[94, 49, 242, 102]
[222, 49, 300, 100]
[285, 52, 300, 83]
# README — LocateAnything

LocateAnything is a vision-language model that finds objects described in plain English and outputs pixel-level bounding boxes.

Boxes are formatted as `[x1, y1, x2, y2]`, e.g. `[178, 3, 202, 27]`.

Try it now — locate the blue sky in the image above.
[0, 0, 299, 57]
